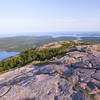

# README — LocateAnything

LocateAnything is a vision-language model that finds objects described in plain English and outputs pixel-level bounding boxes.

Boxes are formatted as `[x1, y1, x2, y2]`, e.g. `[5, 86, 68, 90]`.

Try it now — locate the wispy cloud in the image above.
[56, 18, 76, 23]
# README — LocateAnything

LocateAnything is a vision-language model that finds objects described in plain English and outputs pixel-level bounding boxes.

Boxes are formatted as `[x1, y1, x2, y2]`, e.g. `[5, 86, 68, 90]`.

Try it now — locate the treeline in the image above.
[82, 37, 100, 43]
[0, 36, 77, 51]
[0, 41, 93, 73]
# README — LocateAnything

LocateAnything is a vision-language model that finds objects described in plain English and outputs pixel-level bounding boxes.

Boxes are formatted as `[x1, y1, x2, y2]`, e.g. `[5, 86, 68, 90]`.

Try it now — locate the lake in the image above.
[0, 51, 20, 61]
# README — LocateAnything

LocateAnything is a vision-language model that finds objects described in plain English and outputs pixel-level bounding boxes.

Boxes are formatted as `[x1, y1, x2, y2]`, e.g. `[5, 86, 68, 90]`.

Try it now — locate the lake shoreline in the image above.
[0, 51, 20, 61]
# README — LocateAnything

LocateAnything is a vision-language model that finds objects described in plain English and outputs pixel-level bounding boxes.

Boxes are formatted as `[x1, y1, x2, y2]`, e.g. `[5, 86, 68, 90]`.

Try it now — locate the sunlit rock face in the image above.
[0, 45, 100, 100]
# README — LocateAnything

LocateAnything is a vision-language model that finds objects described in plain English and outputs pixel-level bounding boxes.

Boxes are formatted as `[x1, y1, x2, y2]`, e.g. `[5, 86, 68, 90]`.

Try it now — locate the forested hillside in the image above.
[0, 36, 76, 51]
[82, 37, 100, 43]
[0, 41, 93, 73]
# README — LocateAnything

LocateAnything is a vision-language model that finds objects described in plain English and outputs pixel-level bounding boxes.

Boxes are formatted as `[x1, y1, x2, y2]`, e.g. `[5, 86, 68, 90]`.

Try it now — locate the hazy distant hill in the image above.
[0, 36, 76, 51]
[82, 37, 100, 43]
[0, 35, 100, 51]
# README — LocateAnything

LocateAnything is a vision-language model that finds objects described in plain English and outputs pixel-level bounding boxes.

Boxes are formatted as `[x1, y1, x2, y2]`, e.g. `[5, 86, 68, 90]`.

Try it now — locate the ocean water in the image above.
[0, 32, 100, 38]
[0, 51, 20, 61]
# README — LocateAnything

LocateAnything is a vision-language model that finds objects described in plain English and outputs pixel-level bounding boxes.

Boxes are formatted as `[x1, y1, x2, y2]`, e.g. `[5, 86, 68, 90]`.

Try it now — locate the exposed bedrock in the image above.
[0, 45, 100, 100]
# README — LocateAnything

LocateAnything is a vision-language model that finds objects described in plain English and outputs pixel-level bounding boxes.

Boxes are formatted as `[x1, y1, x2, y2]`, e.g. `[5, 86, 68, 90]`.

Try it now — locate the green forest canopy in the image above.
[0, 41, 93, 73]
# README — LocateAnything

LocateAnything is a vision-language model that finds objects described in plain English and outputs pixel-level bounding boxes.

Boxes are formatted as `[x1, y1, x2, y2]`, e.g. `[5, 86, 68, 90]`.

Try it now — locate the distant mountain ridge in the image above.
[0, 36, 77, 51]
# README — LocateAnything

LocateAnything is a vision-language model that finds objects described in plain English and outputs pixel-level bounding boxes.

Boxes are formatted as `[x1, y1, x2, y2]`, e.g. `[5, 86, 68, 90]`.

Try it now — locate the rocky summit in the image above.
[0, 45, 100, 100]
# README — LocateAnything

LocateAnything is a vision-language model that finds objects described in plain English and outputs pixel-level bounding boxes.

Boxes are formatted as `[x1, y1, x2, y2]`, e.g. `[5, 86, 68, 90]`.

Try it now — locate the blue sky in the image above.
[0, 0, 100, 34]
